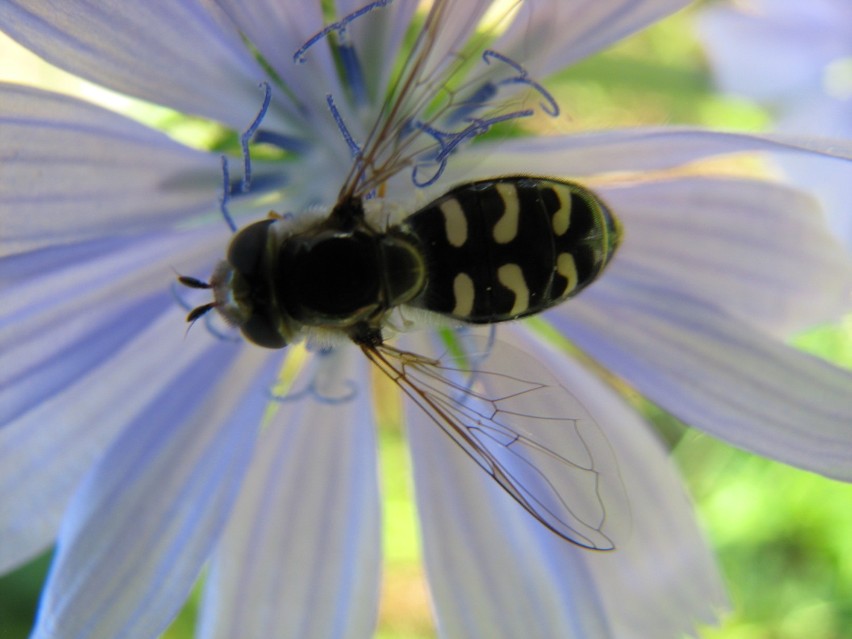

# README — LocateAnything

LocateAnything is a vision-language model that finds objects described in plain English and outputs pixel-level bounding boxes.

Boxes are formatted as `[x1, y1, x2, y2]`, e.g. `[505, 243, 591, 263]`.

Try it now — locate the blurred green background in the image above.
[1, 2, 850, 638]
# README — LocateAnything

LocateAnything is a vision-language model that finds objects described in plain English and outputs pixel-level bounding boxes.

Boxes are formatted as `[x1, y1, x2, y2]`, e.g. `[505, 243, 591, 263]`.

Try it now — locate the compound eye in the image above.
[228, 219, 275, 275]
[240, 313, 287, 349]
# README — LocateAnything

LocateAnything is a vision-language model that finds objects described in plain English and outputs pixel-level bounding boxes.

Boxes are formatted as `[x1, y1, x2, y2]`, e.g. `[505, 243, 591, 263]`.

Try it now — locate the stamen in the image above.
[268, 378, 359, 405]
[445, 82, 498, 126]
[203, 315, 242, 342]
[240, 81, 272, 193]
[326, 93, 362, 158]
[483, 50, 560, 116]
[293, 0, 392, 64]
[411, 110, 533, 186]
[267, 344, 359, 404]
[219, 155, 238, 233]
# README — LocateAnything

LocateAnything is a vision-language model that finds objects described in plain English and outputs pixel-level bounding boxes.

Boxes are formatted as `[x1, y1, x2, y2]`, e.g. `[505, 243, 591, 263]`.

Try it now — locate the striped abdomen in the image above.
[398, 176, 621, 323]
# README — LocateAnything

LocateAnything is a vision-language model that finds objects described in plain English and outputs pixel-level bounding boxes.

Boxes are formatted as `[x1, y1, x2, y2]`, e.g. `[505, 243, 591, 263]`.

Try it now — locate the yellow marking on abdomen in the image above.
[497, 263, 529, 316]
[551, 185, 574, 236]
[440, 199, 468, 247]
[493, 183, 520, 244]
[556, 252, 578, 297]
[452, 272, 475, 316]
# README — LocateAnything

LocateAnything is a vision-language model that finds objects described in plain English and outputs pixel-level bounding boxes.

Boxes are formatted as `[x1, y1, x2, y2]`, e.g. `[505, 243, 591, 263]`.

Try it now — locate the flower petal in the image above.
[213, 0, 337, 119]
[0, 224, 226, 572]
[405, 327, 724, 638]
[1, 227, 224, 426]
[0, 309, 206, 573]
[776, 152, 852, 253]
[334, 0, 419, 105]
[199, 347, 381, 639]
[697, 0, 851, 103]
[31, 343, 275, 639]
[0, 84, 221, 255]
[457, 127, 852, 181]
[498, 0, 693, 76]
[599, 176, 852, 334]
[553, 283, 852, 481]
[0, 1, 269, 127]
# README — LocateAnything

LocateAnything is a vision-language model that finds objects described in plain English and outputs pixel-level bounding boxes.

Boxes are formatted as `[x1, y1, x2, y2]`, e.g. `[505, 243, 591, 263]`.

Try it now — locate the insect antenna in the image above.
[177, 275, 212, 290]
[186, 302, 216, 324]
[176, 274, 216, 324]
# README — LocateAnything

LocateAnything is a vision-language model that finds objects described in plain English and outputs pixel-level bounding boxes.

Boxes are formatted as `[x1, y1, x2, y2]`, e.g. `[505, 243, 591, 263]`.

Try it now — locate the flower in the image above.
[1, 1, 852, 638]
[697, 0, 852, 249]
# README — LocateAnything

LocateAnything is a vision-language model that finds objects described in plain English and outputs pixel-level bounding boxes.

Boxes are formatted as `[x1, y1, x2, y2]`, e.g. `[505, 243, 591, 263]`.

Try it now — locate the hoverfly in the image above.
[180, 0, 625, 550]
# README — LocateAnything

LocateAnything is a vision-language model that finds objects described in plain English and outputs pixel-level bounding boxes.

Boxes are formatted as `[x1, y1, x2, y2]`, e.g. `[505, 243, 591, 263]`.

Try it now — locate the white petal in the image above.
[776, 152, 852, 254]
[213, 0, 339, 120]
[0, 309, 211, 572]
[334, 0, 419, 104]
[404, 327, 724, 638]
[697, 0, 851, 103]
[553, 283, 852, 481]
[1, 227, 224, 426]
[504, 326, 726, 638]
[31, 344, 275, 639]
[599, 176, 852, 334]
[199, 346, 381, 639]
[498, 0, 693, 76]
[0, 225, 226, 571]
[0, 0, 270, 127]
[456, 127, 852, 181]
[0, 85, 220, 255]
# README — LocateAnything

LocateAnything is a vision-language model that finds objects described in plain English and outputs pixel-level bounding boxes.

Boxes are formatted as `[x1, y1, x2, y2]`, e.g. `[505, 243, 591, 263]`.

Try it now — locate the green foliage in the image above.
[678, 436, 852, 639]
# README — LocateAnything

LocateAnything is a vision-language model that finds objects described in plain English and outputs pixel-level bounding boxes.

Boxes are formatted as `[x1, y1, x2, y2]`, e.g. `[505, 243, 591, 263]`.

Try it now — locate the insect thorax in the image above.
[211, 212, 426, 349]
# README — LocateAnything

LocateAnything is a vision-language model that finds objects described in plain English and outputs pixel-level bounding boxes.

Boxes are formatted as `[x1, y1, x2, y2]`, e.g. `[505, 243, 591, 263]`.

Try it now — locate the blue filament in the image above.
[270, 346, 360, 404]
[326, 94, 362, 158]
[201, 316, 242, 342]
[411, 110, 533, 187]
[240, 82, 272, 193]
[482, 50, 560, 117]
[218, 155, 237, 233]
[293, 0, 393, 64]
[268, 377, 359, 404]
[403, 50, 558, 188]
[445, 82, 498, 126]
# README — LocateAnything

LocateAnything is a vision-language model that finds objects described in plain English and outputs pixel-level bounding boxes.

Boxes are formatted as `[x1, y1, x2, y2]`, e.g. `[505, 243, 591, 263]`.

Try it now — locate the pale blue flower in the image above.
[697, 0, 852, 248]
[1, 1, 851, 639]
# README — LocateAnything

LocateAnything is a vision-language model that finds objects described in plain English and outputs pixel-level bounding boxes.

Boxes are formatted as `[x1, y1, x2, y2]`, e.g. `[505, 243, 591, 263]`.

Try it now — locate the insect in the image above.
[180, 0, 625, 549]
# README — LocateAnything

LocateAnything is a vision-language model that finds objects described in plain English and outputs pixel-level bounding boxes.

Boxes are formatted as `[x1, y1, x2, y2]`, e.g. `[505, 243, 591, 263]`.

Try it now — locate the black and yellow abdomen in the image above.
[398, 176, 622, 323]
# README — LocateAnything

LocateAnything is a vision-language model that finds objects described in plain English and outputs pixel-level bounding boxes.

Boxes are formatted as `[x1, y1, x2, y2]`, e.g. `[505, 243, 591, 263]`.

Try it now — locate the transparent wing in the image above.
[336, 0, 557, 201]
[362, 332, 629, 550]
